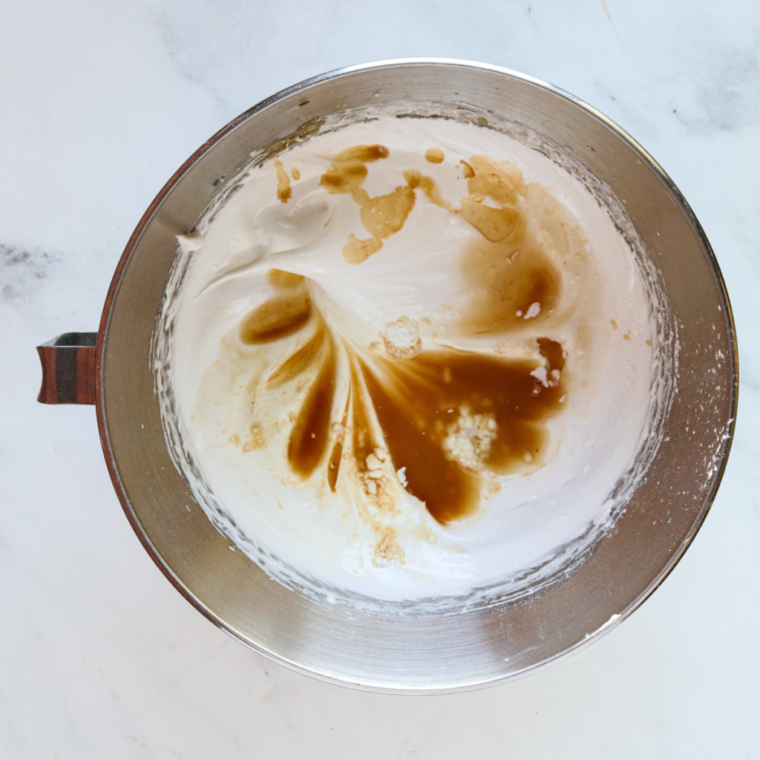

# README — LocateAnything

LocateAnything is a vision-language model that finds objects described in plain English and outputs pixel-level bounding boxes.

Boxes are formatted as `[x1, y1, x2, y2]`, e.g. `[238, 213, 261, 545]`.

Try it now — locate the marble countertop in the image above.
[2, 0, 758, 757]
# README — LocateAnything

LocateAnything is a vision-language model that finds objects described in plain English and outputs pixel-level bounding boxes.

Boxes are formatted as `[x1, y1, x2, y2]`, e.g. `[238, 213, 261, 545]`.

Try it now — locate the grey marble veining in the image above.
[1, 0, 758, 757]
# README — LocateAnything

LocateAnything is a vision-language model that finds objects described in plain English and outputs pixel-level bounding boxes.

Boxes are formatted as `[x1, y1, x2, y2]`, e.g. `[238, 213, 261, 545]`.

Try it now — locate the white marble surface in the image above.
[2, 0, 758, 757]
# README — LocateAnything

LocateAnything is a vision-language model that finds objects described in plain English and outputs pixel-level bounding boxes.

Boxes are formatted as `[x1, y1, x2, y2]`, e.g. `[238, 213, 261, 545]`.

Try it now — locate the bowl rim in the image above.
[94, 58, 739, 693]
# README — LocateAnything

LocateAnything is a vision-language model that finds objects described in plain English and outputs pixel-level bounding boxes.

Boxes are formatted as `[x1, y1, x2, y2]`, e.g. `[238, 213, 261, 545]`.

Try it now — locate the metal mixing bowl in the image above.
[47, 59, 737, 692]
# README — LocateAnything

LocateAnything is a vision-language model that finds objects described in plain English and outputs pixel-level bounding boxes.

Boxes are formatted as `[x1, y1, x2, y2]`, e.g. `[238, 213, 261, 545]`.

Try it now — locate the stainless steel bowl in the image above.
[39, 59, 738, 693]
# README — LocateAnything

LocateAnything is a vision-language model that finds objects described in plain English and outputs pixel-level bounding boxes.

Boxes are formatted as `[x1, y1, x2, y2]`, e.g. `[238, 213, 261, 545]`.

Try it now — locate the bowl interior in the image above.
[98, 60, 737, 693]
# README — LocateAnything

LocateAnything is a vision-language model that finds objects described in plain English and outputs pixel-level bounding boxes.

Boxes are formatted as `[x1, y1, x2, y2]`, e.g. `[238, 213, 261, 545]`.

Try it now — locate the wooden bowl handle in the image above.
[37, 333, 98, 405]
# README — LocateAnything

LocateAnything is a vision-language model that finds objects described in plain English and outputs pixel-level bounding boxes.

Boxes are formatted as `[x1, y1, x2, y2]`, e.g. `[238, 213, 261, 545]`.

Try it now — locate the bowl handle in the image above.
[36, 333, 98, 405]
